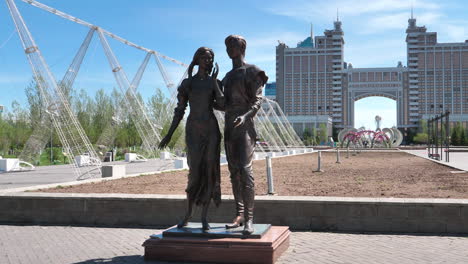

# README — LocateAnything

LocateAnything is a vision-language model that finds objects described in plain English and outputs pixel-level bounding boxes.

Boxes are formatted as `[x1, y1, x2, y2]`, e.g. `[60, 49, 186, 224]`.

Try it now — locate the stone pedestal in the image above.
[124, 153, 137, 162]
[160, 151, 172, 160]
[174, 158, 188, 169]
[143, 224, 290, 264]
[0, 158, 19, 172]
[74, 155, 90, 167]
[101, 165, 126, 178]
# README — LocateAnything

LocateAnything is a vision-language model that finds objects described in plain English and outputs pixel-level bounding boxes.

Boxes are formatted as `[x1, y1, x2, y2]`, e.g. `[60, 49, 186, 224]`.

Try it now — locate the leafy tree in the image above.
[406, 128, 417, 144]
[460, 127, 466, 146]
[25, 78, 45, 128]
[418, 119, 428, 134]
[148, 90, 185, 150]
[92, 89, 114, 143]
[317, 123, 328, 145]
[451, 122, 462, 146]
[413, 133, 428, 144]
[302, 128, 316, 146]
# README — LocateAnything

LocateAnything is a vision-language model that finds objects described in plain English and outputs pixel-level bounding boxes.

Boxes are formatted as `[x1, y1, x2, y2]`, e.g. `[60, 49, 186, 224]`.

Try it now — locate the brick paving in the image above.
[0, 225, 467, 264]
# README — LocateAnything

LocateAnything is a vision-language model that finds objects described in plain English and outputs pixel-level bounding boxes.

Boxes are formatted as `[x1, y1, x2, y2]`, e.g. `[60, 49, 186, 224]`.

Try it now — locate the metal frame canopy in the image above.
[20, 0, 187, 67]
[6, 0, 189, 179]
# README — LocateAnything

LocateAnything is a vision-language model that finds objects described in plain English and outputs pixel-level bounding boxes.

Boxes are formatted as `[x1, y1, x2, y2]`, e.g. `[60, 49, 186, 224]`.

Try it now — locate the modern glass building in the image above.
[264, 82, 276, 100]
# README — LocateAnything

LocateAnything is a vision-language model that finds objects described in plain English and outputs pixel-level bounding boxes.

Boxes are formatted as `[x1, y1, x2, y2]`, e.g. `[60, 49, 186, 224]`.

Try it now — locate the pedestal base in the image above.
[162, 222, 272, 239]
[143, 225, 290, 264]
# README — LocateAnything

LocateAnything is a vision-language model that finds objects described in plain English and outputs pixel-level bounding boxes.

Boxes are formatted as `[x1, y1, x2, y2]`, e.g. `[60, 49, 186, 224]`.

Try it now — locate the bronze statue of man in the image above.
[222, 35, 268, 235]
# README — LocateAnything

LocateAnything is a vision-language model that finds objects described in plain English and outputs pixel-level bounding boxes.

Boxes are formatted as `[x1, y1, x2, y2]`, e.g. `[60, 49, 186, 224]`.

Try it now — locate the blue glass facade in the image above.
[265, 82, 276, 96]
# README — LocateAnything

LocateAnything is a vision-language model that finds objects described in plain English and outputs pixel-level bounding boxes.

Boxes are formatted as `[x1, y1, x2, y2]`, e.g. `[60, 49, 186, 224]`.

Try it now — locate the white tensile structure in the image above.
[8, 0, 306, 178]
[7, 0, 187, 179]
[6, 0, 101, 179]
[255, 98, 305, 152]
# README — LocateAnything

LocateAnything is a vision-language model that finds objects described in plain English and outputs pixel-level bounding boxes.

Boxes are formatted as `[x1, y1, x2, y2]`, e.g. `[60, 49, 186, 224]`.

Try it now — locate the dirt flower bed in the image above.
[41, 152, 468, 198]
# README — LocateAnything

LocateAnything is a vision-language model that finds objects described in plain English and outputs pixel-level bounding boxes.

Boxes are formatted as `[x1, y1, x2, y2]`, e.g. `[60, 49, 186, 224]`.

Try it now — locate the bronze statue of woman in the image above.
[158, 47, 224, 231]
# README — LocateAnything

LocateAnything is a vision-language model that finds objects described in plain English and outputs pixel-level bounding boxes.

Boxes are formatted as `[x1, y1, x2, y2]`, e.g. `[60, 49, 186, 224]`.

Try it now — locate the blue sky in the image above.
[1, 0, 467, 129]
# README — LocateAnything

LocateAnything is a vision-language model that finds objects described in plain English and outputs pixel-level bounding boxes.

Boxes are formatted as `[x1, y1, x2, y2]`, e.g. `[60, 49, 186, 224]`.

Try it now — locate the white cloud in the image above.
[443, 24, 467, 42]
[265, 0, 440, 22]
[358, 11, 442, 34]
[345, 38, 406, 68]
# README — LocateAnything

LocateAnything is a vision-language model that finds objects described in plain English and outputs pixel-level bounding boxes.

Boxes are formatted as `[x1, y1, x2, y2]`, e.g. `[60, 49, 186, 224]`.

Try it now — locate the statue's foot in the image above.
[225, 216, 245, 229]
[242, 220, 254, 235]
[202, 220, 210, 231]
[177, 218, 190, 229]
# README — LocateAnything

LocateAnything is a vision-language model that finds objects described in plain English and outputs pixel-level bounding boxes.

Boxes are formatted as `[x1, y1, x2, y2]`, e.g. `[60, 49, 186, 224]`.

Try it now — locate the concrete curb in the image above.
[1, 192, 467, 234]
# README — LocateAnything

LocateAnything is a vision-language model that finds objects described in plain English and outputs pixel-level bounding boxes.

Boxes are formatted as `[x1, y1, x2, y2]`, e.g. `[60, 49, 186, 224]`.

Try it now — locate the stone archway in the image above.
[347, 91, 404, 128]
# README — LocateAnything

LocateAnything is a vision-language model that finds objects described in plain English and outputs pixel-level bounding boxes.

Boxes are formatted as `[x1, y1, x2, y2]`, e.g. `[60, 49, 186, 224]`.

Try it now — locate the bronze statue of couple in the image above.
[158, 35, 268, 235]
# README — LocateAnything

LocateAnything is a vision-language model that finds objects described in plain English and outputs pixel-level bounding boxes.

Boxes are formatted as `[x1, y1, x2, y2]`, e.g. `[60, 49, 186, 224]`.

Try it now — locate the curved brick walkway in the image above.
[0, 225, 467, 264]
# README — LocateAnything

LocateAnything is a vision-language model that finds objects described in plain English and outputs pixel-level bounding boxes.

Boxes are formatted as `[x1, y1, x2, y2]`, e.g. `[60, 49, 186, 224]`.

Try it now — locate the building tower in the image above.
[405, 10, 426, 126]
[276, 19, 344, 135]
[406, 11, 468, 127]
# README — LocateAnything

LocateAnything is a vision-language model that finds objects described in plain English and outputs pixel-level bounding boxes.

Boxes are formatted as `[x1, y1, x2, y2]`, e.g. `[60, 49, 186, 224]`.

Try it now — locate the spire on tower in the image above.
[333, 9, 342, 32]
[310, 23, 314, 39]
[310, 23, 314, 47]
[407, 3, 416, 29]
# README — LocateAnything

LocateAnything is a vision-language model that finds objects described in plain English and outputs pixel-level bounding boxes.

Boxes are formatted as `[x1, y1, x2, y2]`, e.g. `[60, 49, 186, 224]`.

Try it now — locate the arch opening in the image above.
[354, 96, 397, 130]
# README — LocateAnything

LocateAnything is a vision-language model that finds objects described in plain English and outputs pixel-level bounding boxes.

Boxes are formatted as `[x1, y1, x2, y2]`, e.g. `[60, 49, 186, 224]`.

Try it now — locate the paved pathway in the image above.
[0, 159, 174, 190]
[0, 225, 467, 264]
[403, 149, 468, 171]
[0, 150, 311, 191]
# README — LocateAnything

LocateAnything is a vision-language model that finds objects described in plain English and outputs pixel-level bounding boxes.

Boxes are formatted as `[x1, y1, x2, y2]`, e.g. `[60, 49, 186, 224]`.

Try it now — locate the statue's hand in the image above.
[158, 136, 171, 149]
[211, 62, 219, 79]
[233, 115, 246, 128]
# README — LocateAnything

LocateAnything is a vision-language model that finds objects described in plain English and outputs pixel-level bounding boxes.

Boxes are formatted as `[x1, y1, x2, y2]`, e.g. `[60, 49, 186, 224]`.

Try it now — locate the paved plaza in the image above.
[1, 150, 467, 263]
[0, 225, 467, 264]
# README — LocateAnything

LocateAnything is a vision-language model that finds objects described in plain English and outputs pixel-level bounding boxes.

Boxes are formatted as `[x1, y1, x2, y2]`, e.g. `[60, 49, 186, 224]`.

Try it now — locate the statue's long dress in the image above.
[172, 76, 222, 206]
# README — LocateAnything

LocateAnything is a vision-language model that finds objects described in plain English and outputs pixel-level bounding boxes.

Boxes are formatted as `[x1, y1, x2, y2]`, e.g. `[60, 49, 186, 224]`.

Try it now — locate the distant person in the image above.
[222, 35, 268, 235]
[159, 47, 224, 231]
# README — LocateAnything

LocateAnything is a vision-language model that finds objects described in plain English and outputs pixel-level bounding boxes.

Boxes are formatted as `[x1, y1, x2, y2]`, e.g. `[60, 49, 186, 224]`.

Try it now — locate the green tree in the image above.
[10, 100, 31, 153]
[302, 128, 316, 146]
[451, 122, 462, 146]
[317, 123, 328, 145]
[25, 78, 45, 128]
[460, 127, 466, 146]
[91, 89, 114, 143]
[0, 110, 14, 155]
[413, 133, 428, 144]
[148, 90, 185, 151]
[418, 119, 428, 134]
[406, 128, 417, 144]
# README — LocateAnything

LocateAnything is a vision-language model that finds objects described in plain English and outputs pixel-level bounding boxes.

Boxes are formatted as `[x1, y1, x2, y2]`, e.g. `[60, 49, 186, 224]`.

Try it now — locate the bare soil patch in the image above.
[41, 152, 468, 198]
